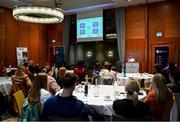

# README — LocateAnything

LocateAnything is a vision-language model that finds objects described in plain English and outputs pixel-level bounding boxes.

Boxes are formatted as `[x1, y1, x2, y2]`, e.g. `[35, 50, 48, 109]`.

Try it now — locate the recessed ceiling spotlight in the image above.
[127, 0, 132, 2]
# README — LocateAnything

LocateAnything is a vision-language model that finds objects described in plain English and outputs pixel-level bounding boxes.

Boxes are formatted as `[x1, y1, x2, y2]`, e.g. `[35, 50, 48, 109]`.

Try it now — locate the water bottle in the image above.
[123, 67, 126, 77]
[84, 75, 88, 96]
[84, 82, 88, 96]
[94, 79, 99, 97]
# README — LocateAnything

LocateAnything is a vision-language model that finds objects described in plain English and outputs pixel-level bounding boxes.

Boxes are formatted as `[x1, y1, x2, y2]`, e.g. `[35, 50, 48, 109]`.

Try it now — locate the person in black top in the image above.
[163, 62, 177, 84]
[41, 73, 89, 121]
[113, 80, 151, 120]
[166, 71, 180, 93]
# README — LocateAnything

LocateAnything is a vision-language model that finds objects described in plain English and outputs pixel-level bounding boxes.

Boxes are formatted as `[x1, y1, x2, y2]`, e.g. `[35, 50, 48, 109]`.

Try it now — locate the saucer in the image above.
[104, 98, 112, 101]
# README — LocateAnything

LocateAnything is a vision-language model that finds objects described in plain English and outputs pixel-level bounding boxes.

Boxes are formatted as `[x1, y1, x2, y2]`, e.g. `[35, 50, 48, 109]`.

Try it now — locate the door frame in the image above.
[149, 41, 174, 73]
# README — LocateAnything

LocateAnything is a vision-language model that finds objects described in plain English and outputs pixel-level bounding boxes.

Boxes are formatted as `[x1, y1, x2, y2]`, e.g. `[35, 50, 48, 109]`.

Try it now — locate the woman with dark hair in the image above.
[144, 73, 173, 120]
[74, 61, 85, 84]
[166, 71, 180, 93]
[113, 80, 151, 119]
[41, 73, 89, 121]
[57, 67, 66, 88]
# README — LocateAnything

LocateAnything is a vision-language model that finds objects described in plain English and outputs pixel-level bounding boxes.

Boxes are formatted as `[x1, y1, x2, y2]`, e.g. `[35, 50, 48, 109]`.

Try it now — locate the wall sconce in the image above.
[52, 40, 56, 43]
[107, 51, 113, 57]
[86, 51, 92, 58]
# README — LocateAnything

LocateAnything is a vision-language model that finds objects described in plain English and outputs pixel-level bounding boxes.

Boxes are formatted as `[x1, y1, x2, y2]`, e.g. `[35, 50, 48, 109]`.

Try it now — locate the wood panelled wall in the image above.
[125, 0, 180, 73]
[47, 23, 64, 65]
[0, 8, 48, 67]
[0, 0, 180, 72]
[125, 5, 148, 72]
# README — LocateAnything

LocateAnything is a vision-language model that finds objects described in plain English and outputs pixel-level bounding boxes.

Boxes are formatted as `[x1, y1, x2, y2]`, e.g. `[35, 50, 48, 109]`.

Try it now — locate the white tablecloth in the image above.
[58, 85, 146, 116]
[116, 73, 153, 87]
[0, 77, 12, 95]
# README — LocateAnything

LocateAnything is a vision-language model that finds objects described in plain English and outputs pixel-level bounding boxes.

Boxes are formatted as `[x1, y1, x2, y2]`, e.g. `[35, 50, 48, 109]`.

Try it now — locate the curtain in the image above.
[115, 7, 125, 64]
[63, 15, 71, 63]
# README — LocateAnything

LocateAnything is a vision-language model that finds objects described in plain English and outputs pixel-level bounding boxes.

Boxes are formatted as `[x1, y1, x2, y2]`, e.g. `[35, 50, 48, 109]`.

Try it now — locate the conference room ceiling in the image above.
[0, 0, 166, 15]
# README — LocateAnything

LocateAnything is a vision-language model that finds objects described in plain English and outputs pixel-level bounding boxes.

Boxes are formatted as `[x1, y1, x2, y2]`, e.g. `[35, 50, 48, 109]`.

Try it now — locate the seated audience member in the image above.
[74, 61, 85, 74]
[28, 60, 36, 74]
[42, 66, 61, 95]
[34, 64, 41, 74]
[0, 60, 6, 76]
[144, 73, 173, 120]
[108, 63, 117, 78]
[113, 80, 151, 119]
[99, 62, 116, 77]
[153, 64, 163, 74]
[74, 61, 85, 83]
[12, 67, 32, 87]
[99, 62, 110, 77]
[41, 73, 89, 121]
[57, 67, 66, 88]
[12, 68, 32, 96]
[20, 74, 51, 121]
[23, 62, 31, 75]
[166, 71, 180, 93]
[93, 63, 100, 76]
[28, 73, 51, 106]
[163, 62, 177, 83]
[115, 61, 122, 73]
[99, 62, 116, 85]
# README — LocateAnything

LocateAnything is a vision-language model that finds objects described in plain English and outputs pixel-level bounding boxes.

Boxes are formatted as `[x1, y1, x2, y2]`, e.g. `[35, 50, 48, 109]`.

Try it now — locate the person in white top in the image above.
[100, 62, 116, 78]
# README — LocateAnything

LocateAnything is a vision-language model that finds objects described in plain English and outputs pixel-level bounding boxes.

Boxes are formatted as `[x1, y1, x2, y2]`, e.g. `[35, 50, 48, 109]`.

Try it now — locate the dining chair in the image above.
[12, 78, 28, 97]
[112, 114, 152, 121]
[13, 90, 25, 115]
[76, 73, 85, 84]
[102, 78, 114, 85]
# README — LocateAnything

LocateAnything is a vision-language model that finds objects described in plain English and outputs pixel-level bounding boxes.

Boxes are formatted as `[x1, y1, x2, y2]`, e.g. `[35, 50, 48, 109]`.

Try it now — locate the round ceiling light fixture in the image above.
[13, 6, 64, 24]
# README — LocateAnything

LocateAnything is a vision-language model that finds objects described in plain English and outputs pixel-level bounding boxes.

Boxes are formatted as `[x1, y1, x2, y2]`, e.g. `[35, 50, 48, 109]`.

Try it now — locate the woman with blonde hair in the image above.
[144, 73, 173, 120]
[113, 80, 151, 119]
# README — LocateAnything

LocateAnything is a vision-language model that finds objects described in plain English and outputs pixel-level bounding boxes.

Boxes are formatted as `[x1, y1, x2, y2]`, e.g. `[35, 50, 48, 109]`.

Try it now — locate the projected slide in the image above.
[77, 17, 103, 40]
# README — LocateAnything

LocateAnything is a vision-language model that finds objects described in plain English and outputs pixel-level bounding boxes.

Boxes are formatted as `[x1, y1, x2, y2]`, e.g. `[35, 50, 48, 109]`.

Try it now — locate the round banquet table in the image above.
[0, 77, 12, 96]
[56, 85, 146, 116]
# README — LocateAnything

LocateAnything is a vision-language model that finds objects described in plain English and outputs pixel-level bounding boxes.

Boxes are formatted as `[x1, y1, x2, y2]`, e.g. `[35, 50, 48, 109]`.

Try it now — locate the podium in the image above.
[126, 62, 139, 73]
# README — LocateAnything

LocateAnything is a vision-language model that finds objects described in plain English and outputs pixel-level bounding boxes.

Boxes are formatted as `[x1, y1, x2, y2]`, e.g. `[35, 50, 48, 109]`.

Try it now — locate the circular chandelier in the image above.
[13, 6, 64, 24]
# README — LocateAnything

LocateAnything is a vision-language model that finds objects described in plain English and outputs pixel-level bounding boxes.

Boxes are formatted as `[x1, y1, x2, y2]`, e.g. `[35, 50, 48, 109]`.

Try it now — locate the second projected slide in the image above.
[77, 17, 103, 39]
